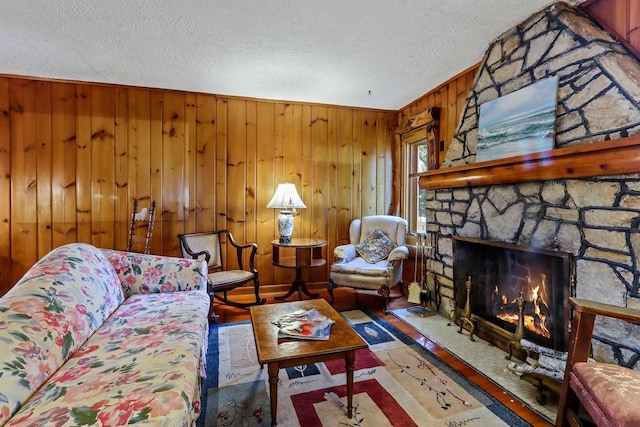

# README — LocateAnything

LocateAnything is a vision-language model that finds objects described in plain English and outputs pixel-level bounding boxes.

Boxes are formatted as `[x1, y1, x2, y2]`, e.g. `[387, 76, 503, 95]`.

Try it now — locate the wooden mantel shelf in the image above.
[418, 135, 640, 189]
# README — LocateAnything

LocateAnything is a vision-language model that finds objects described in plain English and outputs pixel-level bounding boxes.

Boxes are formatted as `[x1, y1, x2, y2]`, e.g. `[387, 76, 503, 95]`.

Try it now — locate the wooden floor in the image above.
[215, 286, 554, 427]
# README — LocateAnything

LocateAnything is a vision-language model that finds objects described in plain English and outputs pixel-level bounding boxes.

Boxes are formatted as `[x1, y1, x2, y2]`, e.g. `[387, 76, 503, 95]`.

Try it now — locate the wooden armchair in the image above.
[556, 297, 640, 427]
[178, 231, 266, 322]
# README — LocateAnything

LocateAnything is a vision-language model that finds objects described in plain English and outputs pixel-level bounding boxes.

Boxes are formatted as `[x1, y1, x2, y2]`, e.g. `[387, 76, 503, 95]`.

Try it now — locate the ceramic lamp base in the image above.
[277, 210, 294, 244]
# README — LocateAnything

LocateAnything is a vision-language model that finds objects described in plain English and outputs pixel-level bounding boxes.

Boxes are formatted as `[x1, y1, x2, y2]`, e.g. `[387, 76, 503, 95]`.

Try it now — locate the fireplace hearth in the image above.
[453, 236, 574, 356]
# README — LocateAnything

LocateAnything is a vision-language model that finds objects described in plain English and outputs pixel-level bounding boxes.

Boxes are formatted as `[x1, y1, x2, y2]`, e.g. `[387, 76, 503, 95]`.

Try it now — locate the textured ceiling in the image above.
[0, 0, 585, 110]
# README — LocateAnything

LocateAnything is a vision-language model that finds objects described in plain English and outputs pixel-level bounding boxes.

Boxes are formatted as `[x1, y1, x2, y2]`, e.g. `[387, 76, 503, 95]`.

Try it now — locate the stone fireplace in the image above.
[420, 2, 640, 366]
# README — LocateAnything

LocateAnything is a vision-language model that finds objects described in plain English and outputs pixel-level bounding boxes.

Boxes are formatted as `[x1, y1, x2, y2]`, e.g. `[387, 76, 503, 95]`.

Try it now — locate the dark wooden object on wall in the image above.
[397, 107, 441, 170]
[390, 107, 440, 215]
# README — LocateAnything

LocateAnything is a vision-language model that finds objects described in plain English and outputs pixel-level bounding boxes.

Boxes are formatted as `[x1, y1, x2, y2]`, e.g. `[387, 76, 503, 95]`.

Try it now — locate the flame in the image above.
[494, 271, 551, 339]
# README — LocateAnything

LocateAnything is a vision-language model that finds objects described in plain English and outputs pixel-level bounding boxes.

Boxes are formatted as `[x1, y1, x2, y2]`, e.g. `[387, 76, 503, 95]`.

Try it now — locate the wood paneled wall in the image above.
[0, 77, 396, 296]
[398, 66, 478, 166]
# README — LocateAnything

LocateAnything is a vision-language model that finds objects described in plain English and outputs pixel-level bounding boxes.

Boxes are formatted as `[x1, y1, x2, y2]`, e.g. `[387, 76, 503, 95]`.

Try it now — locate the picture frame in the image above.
[476, 76, 559, 163]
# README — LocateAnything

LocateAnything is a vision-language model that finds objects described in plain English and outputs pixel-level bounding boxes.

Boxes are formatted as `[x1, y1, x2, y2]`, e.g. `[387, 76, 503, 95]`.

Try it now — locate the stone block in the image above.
[467, 198, 481, 221]
[531, 219, 557, 248]
[584, 246, 631, 267]
[452, 188, 471, 201]
[523, 12, 549, 42]
[564, 72, 611, 110]
[475, 85, 499, 107]
[485, 41, 503, 67]
[450, 202, 469, 214]
[566, 180, 619, 208]
[557, 223, 581, 253]
[492, 60, 524, 85]
[545, 206, 579, 222]
[584, 209, 638, 228]
[576, 259, 626, 306]
[503, 33, 522, 58]
[620, 194, 640, 209]
[525, 30, 560, 69]
[583, 87, 640, 133]
[458, 222, 481, 238]
[519, 181, 542, 198]
[546, 29, 580, 60]
[600, 52, 640, 102]
[487, 185, 518, 211]
[483, 199, 524, 242]
[541, 180, 566, 204]
[584, 228, 629, 252]
[556, 3, 615, 43]
[501, 73, 532, 95]
[438, 237, 453, 258]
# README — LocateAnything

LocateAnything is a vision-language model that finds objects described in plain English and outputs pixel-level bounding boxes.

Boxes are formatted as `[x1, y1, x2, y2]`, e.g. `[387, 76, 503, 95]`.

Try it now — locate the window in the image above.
[398, 107, 440, 235]
[403, 127, 429, 234]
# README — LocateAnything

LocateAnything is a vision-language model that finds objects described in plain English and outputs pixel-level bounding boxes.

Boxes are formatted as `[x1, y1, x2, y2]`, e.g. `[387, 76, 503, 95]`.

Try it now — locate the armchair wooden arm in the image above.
[222, 230, 259, 274]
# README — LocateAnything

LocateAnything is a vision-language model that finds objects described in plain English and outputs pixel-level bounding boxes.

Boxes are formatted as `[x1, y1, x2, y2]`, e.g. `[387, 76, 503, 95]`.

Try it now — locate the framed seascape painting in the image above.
[476, 75, 559, 163]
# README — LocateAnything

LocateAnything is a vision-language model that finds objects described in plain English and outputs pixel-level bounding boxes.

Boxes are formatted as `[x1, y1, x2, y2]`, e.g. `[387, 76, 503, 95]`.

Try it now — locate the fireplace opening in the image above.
[453, 236, 574, 353]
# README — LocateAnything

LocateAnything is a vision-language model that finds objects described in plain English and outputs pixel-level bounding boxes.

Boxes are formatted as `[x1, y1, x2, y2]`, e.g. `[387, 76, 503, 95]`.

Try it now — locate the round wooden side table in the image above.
[271, 238, 327, 300]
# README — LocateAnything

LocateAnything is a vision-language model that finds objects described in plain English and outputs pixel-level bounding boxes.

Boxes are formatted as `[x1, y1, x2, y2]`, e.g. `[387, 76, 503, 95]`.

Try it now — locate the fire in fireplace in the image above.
[453, 236, 573, 353]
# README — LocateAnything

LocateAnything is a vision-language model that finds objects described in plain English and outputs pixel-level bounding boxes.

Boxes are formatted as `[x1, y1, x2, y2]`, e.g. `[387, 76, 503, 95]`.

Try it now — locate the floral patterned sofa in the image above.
[0, 243, 210, 426]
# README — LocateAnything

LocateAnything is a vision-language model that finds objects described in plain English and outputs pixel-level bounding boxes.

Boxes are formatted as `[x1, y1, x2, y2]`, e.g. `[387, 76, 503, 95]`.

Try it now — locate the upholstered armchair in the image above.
[556, 297, 640, 427]
[328, 215, 409, 312]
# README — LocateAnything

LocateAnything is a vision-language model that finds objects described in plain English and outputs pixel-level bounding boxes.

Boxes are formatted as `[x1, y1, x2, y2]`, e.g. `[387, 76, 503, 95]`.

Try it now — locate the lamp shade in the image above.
[266, 182, 306, 211]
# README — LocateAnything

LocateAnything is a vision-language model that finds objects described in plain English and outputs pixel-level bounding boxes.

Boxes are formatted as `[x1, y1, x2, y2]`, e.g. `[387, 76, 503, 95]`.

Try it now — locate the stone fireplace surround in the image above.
[420, 2, 640, 366]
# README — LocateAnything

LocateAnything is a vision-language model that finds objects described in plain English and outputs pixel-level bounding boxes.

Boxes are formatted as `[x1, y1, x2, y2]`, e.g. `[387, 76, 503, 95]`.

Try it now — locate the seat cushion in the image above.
[330, 257, 391, 277]
[570, 362, 640, 427]
[209, 270, 253, 289]
[355, 228, 395, 263]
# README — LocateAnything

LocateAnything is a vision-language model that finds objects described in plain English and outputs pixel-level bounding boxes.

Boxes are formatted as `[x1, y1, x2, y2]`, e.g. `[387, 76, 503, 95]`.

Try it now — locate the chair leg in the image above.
[207, 295, 220, 324]
[328, 279, 337, 304]
[378, 285, 391, 313]
[251, 277, 267, 305]
[556, 380, 586, 427]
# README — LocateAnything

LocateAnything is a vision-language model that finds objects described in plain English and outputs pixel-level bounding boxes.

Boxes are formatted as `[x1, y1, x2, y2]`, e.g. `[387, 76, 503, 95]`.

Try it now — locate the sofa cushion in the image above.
[356, 228, 395, 263]
[102, 249, 207, 298]
[0, 243, 124, 425]
[7, 290, 210, 427]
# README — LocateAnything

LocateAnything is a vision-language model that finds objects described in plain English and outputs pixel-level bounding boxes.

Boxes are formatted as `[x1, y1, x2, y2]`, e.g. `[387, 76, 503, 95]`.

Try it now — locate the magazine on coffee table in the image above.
[272, 308, 335, 340]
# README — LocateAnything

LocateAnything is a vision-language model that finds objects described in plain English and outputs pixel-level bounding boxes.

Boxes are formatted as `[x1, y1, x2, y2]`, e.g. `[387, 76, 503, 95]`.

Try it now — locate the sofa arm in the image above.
[387, 246, 409, 262]
[102, 249, 208, 297]
[334, 244, 357, 262]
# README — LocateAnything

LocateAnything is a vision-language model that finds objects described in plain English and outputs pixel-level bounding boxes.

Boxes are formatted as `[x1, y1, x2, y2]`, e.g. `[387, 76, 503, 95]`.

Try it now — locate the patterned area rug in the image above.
[198, 308, 531, 426]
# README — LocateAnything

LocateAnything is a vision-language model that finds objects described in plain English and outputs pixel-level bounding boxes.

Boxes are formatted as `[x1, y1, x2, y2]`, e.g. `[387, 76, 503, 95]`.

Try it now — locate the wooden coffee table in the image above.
[249, 299, 368, 427]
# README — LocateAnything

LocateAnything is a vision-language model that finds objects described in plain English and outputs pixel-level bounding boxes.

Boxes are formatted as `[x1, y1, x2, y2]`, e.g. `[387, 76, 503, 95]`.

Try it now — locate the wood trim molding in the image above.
[418, 135, 640, 189]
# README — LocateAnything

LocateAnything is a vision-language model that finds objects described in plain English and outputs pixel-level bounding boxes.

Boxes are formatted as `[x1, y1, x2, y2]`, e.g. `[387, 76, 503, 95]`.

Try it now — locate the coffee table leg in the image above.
[346, 350, 355, 418]
[268, 362, 279, 426]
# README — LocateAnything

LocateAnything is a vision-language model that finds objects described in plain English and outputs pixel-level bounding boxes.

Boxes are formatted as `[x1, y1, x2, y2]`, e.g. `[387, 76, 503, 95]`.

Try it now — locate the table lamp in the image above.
[266, 182, 306, 244]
